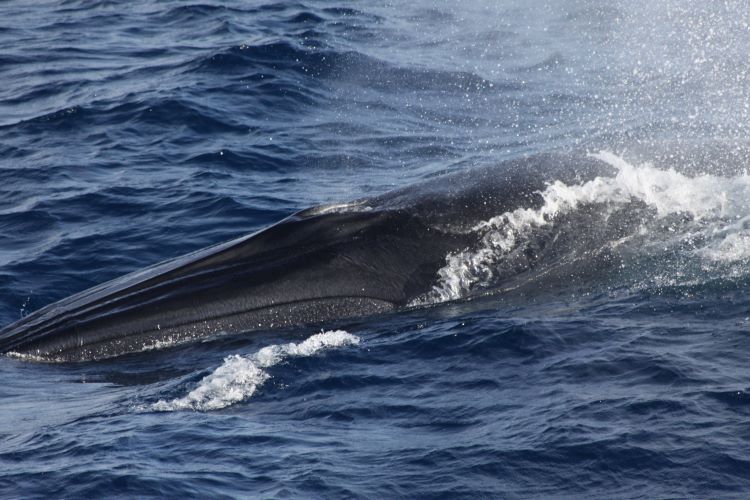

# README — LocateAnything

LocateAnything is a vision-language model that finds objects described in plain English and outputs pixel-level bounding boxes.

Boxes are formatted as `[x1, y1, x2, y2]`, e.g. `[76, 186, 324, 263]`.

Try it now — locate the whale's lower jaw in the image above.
[7, 296, 395, 363]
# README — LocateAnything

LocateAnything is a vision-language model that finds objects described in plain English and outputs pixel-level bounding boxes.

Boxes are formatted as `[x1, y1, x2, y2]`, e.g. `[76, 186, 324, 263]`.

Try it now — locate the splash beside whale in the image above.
[0, 154, 617, 362]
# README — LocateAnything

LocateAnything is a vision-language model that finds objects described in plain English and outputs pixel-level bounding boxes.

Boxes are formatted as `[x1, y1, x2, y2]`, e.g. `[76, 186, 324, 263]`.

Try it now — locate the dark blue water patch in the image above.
[194, 41, 335, 76]
[0, 144, 32, 160]
[187, 148, 289, 172]
[0, 209, 59, 239]
[0, 77, 90, 108]
[702, 389, 750, 410]
[6, 97, 247, 136]
[127, 98, 249, 135]
[5, 105, 87, 131]
[559, 354, 703, 386]
[287, 12, 325, 25]
[158, 3, 240, 25]
[627, 288, 750, 321]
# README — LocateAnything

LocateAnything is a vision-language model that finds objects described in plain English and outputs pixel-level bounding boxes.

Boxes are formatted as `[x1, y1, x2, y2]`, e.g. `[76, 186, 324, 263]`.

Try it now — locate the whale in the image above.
[0, 154, 616, 362]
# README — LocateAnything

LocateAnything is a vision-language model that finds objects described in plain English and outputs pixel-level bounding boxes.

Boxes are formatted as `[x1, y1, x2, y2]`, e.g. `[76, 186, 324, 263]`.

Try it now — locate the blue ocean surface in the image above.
[2, 0, 750, 497]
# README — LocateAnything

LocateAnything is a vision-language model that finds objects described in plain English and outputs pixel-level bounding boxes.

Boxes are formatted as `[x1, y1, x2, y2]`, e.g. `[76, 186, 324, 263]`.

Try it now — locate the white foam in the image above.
[417, 151, 750, 303]
[5, 351, 49, 363]
[696, 215, 750, 263]
[149, 330, 360, 412]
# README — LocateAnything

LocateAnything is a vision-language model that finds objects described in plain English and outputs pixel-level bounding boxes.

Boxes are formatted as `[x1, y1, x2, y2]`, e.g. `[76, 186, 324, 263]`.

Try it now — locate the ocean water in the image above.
[2, 0, 750, 497]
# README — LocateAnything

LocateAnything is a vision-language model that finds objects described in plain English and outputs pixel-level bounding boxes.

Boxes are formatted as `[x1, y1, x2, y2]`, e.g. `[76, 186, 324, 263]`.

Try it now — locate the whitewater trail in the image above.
[148, 330, 360, 411]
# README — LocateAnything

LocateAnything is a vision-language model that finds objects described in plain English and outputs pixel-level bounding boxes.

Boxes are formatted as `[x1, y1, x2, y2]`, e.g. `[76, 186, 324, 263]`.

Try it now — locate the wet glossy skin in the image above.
[0, 154, 613, 361]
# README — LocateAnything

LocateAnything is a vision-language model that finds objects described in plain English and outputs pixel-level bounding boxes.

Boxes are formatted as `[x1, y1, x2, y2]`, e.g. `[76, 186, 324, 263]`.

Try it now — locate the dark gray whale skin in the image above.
[0, 154, 614, 362]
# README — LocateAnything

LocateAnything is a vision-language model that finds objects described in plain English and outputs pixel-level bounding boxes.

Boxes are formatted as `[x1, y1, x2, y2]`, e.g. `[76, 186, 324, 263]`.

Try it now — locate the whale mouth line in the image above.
[4, 295, 396, 363]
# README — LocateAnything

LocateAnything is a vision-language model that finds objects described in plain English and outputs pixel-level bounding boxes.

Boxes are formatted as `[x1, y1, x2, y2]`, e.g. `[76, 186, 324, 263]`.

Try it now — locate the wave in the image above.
[416, 151, 750, 304]
[147, 330, 360, 411]
[195, 40, 495, 93]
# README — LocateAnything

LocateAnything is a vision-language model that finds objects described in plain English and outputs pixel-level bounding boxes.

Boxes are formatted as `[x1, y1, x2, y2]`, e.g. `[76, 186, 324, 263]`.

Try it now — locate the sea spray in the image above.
[417, 151, 750, 304]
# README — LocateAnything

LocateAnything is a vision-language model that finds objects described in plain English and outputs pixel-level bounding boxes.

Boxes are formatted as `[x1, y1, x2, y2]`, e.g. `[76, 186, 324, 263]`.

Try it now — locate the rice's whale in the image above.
[0, 154, 614, 362]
